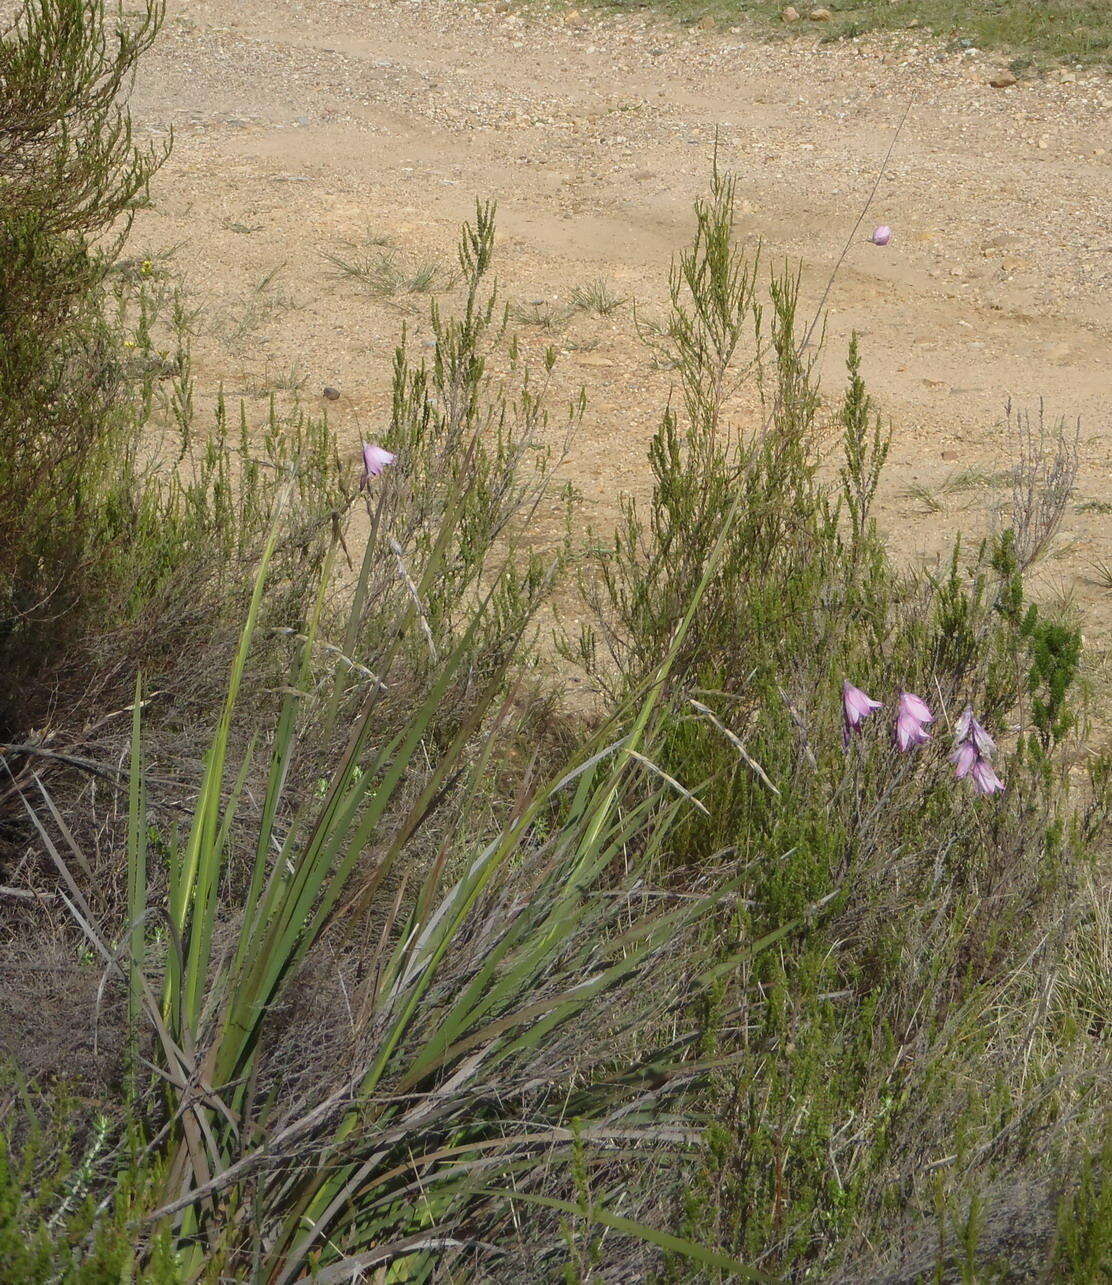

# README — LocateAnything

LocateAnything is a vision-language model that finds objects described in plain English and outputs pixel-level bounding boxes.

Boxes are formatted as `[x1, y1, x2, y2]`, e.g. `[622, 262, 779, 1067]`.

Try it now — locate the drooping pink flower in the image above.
[971, 757, 1005, 795]
[870, 225, 892, 246]
[950, 741, 978, 780]
[954, 706, 995, 757]
[360, 442, 396, 488]
[842, 680, 882, 746]
[895, 691, 933, 751]
[952, 706, 1003, 795]
[900, 692, 933, 723]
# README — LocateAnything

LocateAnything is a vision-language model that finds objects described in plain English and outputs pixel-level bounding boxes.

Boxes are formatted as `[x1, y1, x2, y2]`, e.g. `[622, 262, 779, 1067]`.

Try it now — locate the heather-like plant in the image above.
[0, 0, 164, 731]
[576, 169, 1104, 1277]
[0, 1079, 178, 1282]
[0, 0, 345, 766]
[0, 0, 355, 839]
[318, 202, 577, 748]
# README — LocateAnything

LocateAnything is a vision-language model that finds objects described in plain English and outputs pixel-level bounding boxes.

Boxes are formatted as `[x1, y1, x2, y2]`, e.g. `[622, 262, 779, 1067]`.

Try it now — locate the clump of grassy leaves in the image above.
[2, 83, 769, 1271]
[12, 194, 784, 1275]
[321, 232, 456, 300]
[570, 278, 628, 317]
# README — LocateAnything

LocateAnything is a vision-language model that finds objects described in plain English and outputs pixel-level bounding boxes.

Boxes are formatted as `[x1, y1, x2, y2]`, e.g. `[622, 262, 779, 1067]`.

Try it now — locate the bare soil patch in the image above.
[129, 0, 1111, 676]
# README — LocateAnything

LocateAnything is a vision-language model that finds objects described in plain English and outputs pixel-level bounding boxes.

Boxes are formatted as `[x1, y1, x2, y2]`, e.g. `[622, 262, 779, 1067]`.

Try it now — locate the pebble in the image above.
[809, 8, 832, 20]
[988, 70, 1017, 89]
[322, 386, 341, 401]
[781, 7, 800, 22]
[564, 9, 585, 28]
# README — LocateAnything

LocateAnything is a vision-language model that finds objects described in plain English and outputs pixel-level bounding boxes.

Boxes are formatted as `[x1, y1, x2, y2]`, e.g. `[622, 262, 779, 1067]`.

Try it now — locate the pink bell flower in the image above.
[952, 706, 1003, 794]
[895, 691, 933, 751]
[971, 758, 1005, 795]
[950, 741, 978, 779]
[954, 706, 995, 757]
[360, 442, 396, 488]
[842, 680, 882, 746]
[869, 225, 892, 246]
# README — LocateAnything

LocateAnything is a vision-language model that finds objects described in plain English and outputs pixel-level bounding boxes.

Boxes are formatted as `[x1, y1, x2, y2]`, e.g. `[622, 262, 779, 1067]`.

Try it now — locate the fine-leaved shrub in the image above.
[575, 167, 1107, 1279]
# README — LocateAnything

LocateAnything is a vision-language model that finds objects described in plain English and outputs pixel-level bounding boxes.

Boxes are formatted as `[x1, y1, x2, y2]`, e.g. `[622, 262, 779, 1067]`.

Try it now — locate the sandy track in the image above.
[129, 0, 1110, 646]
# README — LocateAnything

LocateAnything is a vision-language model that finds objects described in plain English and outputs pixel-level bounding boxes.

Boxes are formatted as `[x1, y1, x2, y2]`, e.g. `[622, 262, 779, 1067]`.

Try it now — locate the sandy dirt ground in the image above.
[127, 0, 1111, 677]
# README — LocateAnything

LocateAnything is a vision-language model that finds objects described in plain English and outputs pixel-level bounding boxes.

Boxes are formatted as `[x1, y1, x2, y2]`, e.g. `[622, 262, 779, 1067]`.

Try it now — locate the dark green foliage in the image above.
[1052, 1132, 1112, 1279]
[1026, 616, 1082, 748]
[582, 171, 835, 701]
[0, 2, 348, 742]
[0, 2, 164, 731]
[0, 1, 163, 235]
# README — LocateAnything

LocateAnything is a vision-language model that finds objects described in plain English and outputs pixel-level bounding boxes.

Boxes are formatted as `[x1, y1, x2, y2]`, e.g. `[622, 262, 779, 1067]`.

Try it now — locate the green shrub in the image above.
[0, 1, 164, 732]
[0, 1079, 179, 1283]
[1052, 1131, 1112, 1279]
[0, 1, 346, 742]
[577, 168, 1106, 1277]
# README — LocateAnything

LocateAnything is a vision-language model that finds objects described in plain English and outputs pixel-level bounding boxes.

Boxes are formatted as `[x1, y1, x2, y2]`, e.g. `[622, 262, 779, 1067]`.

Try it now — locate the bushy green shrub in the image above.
[1052, 1131, 1112, 1279]
[0, 1, 164, 732]
[0, 2, 347, 742]
[576, 169, 1107, 1278]
[0, 1079, 179, 1283]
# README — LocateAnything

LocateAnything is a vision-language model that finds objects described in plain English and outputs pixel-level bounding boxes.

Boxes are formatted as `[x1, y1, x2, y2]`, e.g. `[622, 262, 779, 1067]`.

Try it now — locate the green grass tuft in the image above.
[583, 0, 1110, 67]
